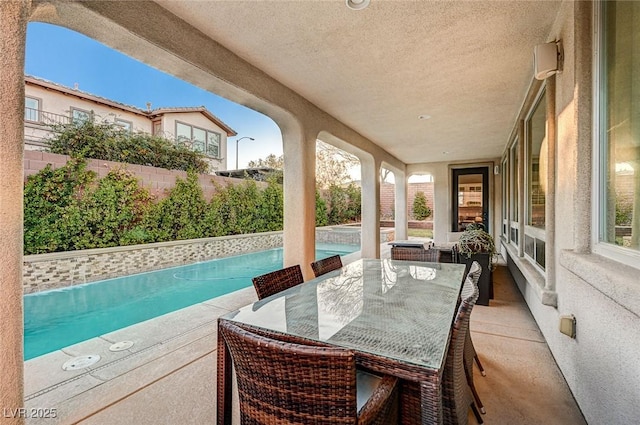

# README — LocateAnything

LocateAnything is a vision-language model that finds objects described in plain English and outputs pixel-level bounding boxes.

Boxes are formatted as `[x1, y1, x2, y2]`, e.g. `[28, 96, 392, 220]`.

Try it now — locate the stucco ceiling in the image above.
[154, 0, 561, 165]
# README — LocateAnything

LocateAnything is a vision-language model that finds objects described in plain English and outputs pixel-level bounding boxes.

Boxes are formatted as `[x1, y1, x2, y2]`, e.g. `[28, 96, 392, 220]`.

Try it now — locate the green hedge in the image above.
[47, 120, 209, 173]
[24, 160, 362, 254]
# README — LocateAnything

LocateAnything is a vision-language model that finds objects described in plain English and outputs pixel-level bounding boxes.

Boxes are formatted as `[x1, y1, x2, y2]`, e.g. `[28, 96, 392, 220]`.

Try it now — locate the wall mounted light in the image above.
[534, 40, 563, 80]
[346, 0, 370, 11]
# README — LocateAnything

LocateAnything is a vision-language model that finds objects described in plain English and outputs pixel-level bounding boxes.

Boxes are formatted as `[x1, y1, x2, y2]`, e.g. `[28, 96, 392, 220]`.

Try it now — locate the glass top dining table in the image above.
[216, 258, 467, 425]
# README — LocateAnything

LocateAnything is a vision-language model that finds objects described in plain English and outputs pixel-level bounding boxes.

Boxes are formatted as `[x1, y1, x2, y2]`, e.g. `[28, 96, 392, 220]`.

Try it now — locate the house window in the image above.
[509, 140, 519, 246]
[25, 97, 40, 122]
[71, 108, 91, 125]
[152, 120, 162, 136]
[207, 131, 220, 157]
[115, 119, 132, 133]
[501, 156, 509, 238]
[524, 89, 547, 270]
[175, 121, 222, 158]
[597, 1, 640, 257]
[527, 93, 546, 229]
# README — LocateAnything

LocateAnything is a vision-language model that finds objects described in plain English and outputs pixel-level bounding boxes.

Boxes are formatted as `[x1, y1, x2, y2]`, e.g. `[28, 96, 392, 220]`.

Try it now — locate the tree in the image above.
[315, 141, 359, 189]
[247, 154, 284, 170]
[246, 141, 360, 189]
[413, 191, 432, 220]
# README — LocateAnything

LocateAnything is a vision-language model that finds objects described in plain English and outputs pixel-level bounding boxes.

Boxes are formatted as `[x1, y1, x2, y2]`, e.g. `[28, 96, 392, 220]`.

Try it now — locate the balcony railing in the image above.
[24, 107, 71, 126]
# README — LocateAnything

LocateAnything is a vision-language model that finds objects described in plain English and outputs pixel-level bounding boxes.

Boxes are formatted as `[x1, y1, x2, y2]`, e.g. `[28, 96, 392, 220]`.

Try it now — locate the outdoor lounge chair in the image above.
[311, 254, 343, 277]
[252, 265, 304, 300]
[219, 320, 400, 425]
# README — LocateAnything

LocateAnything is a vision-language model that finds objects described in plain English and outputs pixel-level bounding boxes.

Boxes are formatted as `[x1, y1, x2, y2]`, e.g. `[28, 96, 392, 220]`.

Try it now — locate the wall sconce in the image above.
[534, 40, 563, 80]
[346, 0, 370, 10]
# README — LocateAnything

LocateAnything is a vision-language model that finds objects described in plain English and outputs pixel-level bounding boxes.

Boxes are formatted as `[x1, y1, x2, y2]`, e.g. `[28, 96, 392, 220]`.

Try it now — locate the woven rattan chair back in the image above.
[461, 262, 487, 415]
[311, 254, 343, 277]
[443, 276, 482, 425]
[391, 246, 440, 262]
[219, 320, 399, 425]
[252, 265, 304, 300]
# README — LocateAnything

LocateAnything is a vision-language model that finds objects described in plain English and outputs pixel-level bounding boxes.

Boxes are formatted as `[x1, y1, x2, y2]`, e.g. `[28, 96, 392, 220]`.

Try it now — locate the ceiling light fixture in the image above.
[346, 0, 370, 11]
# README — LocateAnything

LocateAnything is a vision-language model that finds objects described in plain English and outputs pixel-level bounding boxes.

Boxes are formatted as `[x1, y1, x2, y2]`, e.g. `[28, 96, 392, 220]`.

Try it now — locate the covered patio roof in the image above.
[154, 0, 561, 164]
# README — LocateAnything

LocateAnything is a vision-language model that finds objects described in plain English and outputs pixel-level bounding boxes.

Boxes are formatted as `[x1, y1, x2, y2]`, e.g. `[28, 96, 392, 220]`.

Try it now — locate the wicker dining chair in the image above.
[390, 246, 440, 262]
[311, 254, 343, 277]
[219, 320, 399, 425]
[399, 273, 483, 425]
[462, 262, 487, 414]
[252, 264, 304, 300]
[442, 273, 483, 425]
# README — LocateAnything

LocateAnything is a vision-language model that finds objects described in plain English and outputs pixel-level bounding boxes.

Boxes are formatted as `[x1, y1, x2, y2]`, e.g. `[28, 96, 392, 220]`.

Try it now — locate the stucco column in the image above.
[361, 156, 381, 258]
[0, 1, 29, 423]
[394, 170, 408, 240]
[283, 127, 316, 279]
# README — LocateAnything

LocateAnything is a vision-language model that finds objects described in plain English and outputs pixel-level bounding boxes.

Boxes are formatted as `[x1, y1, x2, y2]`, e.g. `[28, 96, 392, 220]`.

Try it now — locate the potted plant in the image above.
[455, 226, 495, 306]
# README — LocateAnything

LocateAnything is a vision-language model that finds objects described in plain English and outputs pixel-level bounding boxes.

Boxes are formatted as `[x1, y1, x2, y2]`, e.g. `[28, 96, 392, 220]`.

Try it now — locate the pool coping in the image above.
[23, 286, 258, 424]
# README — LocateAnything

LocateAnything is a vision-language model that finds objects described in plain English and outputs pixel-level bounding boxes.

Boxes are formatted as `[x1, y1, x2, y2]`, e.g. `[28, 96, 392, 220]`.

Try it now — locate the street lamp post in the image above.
[235, 137, 255, 170]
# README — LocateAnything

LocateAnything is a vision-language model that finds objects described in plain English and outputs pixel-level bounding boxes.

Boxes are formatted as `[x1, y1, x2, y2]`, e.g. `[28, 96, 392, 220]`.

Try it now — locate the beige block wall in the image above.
[23, 150, 250, 200]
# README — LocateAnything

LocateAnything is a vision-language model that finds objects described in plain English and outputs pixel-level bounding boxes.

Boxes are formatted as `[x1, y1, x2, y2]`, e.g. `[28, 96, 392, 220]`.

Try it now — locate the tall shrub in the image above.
[69, 168, 154, 249]
[24, 159, 95, 254]
[257, 177, 284, 231]
[413, 191, 431, 220]
[315, 189, 329, 227]
[146, 172, 208, 241]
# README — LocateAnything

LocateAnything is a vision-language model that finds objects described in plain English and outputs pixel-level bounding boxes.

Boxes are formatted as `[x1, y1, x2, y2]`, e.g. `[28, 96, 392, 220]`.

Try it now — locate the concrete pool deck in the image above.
[24, 243, 585, 424]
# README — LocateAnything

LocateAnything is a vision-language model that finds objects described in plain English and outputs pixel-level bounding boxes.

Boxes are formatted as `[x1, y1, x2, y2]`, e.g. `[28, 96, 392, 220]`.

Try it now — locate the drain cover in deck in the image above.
[109, 341, 134, 352]
[62, 355, 100, 371]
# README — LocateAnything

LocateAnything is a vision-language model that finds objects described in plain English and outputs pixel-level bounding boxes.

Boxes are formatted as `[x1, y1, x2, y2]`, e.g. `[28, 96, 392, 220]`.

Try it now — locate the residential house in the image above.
[24, 76, 237, 172]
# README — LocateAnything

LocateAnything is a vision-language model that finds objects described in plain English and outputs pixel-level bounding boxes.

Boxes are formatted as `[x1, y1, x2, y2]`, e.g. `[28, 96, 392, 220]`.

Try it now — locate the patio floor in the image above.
[25, 245, 586, 424]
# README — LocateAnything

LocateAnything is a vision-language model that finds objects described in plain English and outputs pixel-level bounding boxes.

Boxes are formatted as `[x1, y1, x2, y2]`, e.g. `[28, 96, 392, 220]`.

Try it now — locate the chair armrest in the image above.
[358, 375, 399, 425]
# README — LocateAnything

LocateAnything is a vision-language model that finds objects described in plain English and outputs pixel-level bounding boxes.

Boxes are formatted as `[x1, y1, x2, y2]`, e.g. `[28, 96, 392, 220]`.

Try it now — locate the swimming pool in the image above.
[24, 244, 358, 360]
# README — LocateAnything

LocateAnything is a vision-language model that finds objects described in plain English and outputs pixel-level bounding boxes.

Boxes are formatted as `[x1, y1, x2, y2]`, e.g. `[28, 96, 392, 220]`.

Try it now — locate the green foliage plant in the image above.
[326, 184, 362, 225]
[70, 167, 154, 249]
[47, 120, 209, 173]
[24, 158, 95, 254]
[412, 191, 432, 220]
[315, 189, 329, 227]
[146, 172, 208, 242]
[457, 229, 496, 258]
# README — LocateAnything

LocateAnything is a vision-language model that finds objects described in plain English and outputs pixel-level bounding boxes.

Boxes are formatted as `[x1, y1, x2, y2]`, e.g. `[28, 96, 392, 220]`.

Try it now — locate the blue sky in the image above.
[25, 22, 283, 169]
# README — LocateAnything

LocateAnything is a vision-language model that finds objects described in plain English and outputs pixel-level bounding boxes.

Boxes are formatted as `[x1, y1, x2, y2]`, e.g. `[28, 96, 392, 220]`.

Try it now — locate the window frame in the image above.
[509, 139, 519, 248]
[25, 96, 42, 123]
[70, 107, 92, 125]
[174, 120, 222, 159]
[115, 118, 133, 133]
[523, 86, 547, 272]
[501, 155, 509, 241]
[592, 0, 640, 268]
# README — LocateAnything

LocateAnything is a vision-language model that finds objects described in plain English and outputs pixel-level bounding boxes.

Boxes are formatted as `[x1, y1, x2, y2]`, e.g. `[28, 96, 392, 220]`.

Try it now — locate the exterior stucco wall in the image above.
[504, 2, 640, 424]
[24, 82, 151, 146]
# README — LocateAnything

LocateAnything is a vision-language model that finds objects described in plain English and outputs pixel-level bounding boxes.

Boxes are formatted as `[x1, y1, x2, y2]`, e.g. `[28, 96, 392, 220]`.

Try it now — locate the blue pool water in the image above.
[24, 244, 358, 360]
